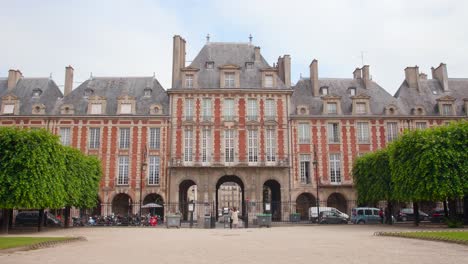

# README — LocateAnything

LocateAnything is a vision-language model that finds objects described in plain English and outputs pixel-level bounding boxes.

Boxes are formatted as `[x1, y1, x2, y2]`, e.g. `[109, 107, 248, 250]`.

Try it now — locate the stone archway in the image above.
[112, 193, 132, 216]
[143, 193, 164, 220]
[327, 192, 347, 214]
[263, 180, 281, 221]
[296, 193, 316, 220]
[179, 180, 197, 221]
[216, 175, 245, 220]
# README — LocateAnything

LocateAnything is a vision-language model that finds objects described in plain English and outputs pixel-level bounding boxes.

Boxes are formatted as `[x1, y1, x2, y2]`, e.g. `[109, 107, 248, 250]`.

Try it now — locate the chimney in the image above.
[64, 65, 74, 96]
[283, 55, 291, 88]
[277, 56, 284, 80]
[172, 35, 186, 88]
[353, 68, 362, 79]
[362, 65, 370, 88]
[8, 69, 22, 91]
[431, 63, 449, 92]
[310, 59, 319, 97]
[404, 66, 420, 90]
[419, 73, 427, 80]
[254, 46, 261, 62]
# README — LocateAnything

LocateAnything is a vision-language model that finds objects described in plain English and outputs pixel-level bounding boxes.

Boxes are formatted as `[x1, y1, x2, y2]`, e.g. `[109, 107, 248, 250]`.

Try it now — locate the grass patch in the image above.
[402, 231, 468, 241]
[0, 237, 69, 250]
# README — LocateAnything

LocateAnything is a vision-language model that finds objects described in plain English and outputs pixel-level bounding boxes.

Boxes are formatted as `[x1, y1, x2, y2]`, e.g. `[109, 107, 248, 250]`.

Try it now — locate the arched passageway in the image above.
[142, 193, 164, 220]
[296, 193, 316, 220]
[216, 175, 244, 220]
[179, 180, 197, 221]
[263, 180, 281, 221]
[112, 193, 132, 216]
[327, 193, 347, 214]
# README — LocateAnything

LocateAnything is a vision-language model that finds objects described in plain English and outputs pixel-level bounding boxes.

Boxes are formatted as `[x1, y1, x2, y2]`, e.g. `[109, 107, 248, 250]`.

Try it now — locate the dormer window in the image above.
[185, 74, 194, 88]
[206, 61, 214, 69]
[144, 88, 152, 97]
[3, 104, 14, 114]
[441, 104, 453, 115]
[356, 103, 366, 114]
[225, 72, 235, 88]
[84, 88, 94, 97]
[117, 95, 135, 115]
[265, 75, 273, 88]
[245, 62, 254, 69]
[436, 96, 455, 116]
[320, 87, 328, 95]
[351, 94, 371, 115]
[327, 103, 337, 114]
[32, 88, 42, 97]
[349, 87, 356, 96]
[91, 103, 102, 114]
[120, 103, 132, 114]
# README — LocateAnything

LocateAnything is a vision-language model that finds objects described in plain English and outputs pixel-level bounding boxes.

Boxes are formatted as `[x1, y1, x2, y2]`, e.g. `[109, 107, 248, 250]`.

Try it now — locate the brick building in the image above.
[1, 35, 467, 222]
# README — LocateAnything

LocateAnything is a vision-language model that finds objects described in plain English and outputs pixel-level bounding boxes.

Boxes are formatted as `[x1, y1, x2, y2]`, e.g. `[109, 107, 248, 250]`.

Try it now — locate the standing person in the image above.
[379, 208, 384, 224]
[228, 208, 233, 229]
[231, 207, 239, 228]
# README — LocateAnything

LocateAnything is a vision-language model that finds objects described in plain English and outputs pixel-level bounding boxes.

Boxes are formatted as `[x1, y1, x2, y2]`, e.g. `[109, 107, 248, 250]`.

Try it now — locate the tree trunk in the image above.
[413, 202, 419, 226]
[1, 209, 10, 234]
[386, 202, 393, 225]
[464, 196, 468, 225]
[64, 206, 71, 228]
[448, 199, 457, 219]
[38, 209, 44, 232]
[443, 200, 449, 217]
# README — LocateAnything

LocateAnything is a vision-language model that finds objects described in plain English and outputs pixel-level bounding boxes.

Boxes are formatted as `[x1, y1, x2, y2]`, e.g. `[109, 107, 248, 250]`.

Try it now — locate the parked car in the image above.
[397, 208, 429, 222]
[15, 211, 62, 227]
[429, 208, 447, 223]
[351, 207, 382, 224]
[319, 211, 348, 224]
[309, 207, 349, 222]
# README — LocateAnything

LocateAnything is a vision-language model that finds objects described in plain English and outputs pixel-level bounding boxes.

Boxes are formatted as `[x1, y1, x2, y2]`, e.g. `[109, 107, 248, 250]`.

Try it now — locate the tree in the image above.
[0, 127, 66, 233]
[390, 121, 468, 225]
[353, 149, 395, 224]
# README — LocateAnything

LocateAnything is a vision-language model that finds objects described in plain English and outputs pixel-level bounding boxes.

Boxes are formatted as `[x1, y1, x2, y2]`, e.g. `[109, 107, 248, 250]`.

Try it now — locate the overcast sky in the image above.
[1, 0, 467, 95]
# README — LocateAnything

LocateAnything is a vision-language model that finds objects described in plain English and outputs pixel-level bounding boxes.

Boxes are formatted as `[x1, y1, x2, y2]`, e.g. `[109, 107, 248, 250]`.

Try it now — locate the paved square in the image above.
[1, 226, 467, 264]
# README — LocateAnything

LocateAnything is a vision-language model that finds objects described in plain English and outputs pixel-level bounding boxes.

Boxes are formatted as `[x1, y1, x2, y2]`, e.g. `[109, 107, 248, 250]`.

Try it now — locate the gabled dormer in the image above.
[219, 64, 241, 88]
[117, 95, 136, 115]
[436, 95, 456, 116]
[1, 94, 20, 115]
[384, 104, 399, 115]
[87, 95, 106, 115]
[351, 94, 371, 115]
[32, 103, 46, 115]
[322, 94, 342, 115]
[181, 66, 200, 89]
[260, 67, 278, 88]
[411, 105, 426, 116]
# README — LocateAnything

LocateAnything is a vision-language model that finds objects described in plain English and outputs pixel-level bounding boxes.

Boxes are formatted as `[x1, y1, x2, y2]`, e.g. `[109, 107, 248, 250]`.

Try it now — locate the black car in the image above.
[15, 211, 62, 227]
[397, 208, 429, 222]
[319, 211, 348, 224]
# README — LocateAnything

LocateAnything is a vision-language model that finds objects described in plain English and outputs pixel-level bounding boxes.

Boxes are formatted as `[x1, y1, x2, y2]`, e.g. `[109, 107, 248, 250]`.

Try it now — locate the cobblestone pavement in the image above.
[1, 225, 467, 264]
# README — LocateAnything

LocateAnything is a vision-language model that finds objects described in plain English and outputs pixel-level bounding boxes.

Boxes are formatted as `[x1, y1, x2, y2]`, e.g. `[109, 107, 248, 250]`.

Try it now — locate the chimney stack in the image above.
[254, 46, 261, 62]
[7, 69, 22, 91]
[64, 65, 74, 96]
[310, 59, 319, 97]
[277, 55, 291, 87]
[172, 35, 186, 88]
[362, 65, 370, 88]
[419, 73, 427, 80]
[353, 68, 362, 79]
[431, 63, 449, 92]
[404, 66, 420, 91]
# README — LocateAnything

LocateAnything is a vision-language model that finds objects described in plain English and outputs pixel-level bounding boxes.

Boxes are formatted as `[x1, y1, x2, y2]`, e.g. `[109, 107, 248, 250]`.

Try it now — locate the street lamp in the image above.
[139, 146, 148, 220]
[313, 144, 320, 223]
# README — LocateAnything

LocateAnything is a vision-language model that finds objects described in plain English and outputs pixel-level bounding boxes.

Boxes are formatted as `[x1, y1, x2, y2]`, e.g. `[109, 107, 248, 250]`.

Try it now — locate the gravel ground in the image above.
[1, 225, 467, 264]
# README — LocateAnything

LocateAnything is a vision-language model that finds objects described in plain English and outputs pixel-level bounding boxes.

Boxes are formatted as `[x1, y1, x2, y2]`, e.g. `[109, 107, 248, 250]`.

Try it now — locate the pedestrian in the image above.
[228, 208, 233, 229]
[379, 208, 384, 224]
[231, 207, 239, 228]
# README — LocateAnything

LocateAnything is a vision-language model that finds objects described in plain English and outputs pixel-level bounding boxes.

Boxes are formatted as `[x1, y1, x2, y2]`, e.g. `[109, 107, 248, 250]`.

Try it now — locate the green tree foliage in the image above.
[0, 127, 66, 209]
[390, 121, 468, 202]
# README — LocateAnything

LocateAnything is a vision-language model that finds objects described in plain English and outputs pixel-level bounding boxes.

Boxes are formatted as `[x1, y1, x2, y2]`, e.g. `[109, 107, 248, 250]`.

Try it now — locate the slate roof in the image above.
[0, 79, 7, 95]
[54, 76, 169, 115]
[291, 78, 402, 116]
[395, 78, 468, 116]
[0, 78, 63, 115]
[173, 42, 288, 90]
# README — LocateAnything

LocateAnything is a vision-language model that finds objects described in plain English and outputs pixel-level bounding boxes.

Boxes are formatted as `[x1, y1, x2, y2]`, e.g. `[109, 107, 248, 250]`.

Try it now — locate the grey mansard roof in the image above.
[291, 78, 402, 116]
[174, 42, 288, 89]
[0, 78, 63, 115]
[54, 76, 169, 115]
[395, 78, 468, 116]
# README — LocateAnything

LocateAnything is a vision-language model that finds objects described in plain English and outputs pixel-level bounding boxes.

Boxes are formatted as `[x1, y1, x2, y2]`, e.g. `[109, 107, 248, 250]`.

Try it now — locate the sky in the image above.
[1, 0, 467, 95]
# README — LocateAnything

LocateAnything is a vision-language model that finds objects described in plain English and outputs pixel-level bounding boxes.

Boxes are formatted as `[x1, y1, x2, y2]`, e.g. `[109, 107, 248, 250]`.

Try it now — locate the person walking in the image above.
[231, 207, 239, 228]
[228, 208, 233, 229]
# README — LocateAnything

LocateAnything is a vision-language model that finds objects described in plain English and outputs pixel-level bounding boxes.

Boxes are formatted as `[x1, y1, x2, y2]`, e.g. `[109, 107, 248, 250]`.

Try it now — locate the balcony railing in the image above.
[170, 157, 289, 168]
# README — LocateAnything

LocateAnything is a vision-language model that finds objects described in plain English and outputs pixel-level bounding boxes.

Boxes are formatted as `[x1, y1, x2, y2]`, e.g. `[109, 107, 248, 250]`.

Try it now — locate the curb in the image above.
[374, 230, 468, 246]
[0, 236, 86, 254]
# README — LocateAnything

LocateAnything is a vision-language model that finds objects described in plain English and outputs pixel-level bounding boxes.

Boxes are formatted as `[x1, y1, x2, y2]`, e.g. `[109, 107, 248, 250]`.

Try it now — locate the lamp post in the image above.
[313, 145, 320, 223]
[139, 146, 148, 220]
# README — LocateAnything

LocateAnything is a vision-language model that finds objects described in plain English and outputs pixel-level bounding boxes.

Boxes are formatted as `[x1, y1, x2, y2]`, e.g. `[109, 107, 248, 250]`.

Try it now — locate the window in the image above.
[3, 104, 14, 114]
[298, 123, 310, 144]
[144, 88, 152, 97]
[89, 128, 100, 149]
[148, 156, 160, 185]
[184, 129, 193, 162]
[59, 128, 71, 146]
[247, 99, 257, 121]
[117, 156, 129, 185]
[329, 154, 341, 183]
[356, 122, 369, 143]
[321, 87, 328, 95]
[206, 61, 214, 69]
[266, 129, 276, 162]
[32, 89, 42, 97]
[120, 103, 132, 114]
[328, 123, 340, 143]
[84, 88, 93, 97]
[185, 98, 194, 120]
[265, 99, 276, 120]
[202, 98, 212, 121]
[149, 128, 160, 150]
[327, 103, 337, 114]
[356, 103, 366, 114]
[91, 104, 102, 114]
[223, 99, 235, 121]
[387, 122, 398, 142]
[185, 74, 193, 88]
[119, 128, 130, 149]
[246, 62, 254, 69]
[300, 155, 311, 184]
[225, 129, 234, 162]
[265, 75, 273, 88]
[442, 104, 452, 115]
[248, 130, 258, 163]
[416, 122, 427, 130]
[201, 129, 211, 163]
[225, 72, 235, 88]
[349, 87, 356, 96]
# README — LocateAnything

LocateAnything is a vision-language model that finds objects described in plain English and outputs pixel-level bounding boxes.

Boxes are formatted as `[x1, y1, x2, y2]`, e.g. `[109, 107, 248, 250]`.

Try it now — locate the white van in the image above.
[309, 207, 349, 222]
